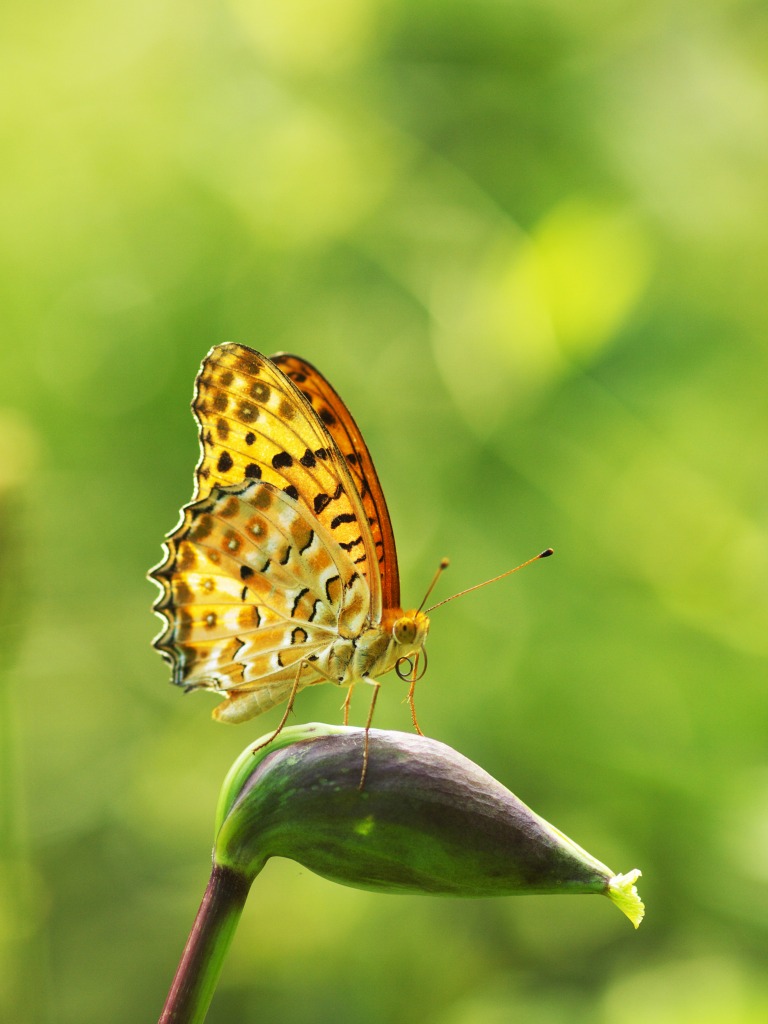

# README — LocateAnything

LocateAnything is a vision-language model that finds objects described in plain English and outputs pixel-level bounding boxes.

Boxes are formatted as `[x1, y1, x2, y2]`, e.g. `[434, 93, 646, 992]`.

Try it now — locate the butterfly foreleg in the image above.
[405, 652, 425, 737]
[251, 660, 305, 755]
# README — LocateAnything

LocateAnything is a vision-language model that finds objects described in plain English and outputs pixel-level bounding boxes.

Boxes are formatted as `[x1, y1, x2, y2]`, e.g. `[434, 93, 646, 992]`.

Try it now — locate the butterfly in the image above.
[150, 344, 435, 771]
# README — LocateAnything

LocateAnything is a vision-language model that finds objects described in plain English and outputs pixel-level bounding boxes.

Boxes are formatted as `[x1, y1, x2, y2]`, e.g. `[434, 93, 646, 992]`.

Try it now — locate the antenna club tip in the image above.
[440, 557, 450, 569]
[539, 548, 554, 558]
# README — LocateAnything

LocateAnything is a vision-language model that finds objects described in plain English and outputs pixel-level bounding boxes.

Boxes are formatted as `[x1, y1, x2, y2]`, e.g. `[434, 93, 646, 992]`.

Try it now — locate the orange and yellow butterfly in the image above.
[150, 344, 552, 767]
[150, 344, 434, 748]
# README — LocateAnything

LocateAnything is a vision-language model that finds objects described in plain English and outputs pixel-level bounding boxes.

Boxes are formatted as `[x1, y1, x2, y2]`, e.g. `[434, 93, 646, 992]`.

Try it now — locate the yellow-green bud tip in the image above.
[607, 869, 645, 928]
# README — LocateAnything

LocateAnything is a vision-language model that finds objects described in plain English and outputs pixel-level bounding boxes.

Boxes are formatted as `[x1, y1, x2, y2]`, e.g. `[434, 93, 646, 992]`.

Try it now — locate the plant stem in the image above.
[159, 863, 251, 1024]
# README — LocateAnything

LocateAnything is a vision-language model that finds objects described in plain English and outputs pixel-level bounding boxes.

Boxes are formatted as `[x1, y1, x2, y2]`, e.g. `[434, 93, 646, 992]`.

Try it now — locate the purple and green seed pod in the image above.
[214, 723, 643, 927]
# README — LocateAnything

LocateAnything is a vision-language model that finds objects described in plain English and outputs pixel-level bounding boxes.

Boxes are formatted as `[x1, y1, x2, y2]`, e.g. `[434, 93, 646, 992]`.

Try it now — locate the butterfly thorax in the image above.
[317, 608, 430, 685]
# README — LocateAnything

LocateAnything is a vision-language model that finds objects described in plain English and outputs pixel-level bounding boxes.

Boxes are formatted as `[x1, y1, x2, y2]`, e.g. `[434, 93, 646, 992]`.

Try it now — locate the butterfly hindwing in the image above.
[152, 479, 372, 698]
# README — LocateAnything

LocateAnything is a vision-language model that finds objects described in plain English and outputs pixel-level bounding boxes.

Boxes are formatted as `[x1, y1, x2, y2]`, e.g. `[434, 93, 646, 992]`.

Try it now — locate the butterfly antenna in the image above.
[426, 548, 553, 613]
[417, 557, 450, 613]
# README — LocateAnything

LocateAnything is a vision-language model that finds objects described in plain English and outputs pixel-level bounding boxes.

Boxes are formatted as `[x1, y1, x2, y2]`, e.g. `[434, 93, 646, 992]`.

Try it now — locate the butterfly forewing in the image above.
[191, 344, 384, 614]
[272, 353, 401, 614]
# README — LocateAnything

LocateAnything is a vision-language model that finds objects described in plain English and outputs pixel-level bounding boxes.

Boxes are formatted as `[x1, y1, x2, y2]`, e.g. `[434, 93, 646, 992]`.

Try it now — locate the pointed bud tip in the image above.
[607, 869, 645, 928]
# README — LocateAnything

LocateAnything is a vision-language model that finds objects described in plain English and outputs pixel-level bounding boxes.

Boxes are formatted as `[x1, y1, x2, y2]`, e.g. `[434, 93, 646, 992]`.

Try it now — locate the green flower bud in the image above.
[214, 723, 643, 927]
[160, 725, 644, 1023]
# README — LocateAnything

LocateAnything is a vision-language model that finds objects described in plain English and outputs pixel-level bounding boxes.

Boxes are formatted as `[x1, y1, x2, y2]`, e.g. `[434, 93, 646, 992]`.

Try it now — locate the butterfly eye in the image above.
[393, 616, 417, 646]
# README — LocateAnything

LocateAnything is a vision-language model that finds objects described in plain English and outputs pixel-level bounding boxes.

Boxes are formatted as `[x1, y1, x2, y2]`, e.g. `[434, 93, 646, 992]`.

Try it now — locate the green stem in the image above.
[158, 864, 251, 1024]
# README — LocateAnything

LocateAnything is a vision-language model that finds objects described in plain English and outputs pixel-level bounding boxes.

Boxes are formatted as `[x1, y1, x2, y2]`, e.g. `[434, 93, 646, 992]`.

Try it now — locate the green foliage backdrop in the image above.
[2, 1, 767, 1021]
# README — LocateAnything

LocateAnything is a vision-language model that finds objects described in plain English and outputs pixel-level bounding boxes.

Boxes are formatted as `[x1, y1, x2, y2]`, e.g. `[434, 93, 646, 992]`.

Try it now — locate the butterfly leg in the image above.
[358, 679, 381, 791]
[341, 683, 355, 726]
[406, 680, 424, 736]
[406, 653, 425, 736]
[251, 661, 304, 754]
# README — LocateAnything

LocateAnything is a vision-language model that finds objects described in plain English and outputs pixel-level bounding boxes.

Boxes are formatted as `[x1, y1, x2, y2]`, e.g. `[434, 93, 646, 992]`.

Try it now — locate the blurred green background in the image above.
[2, 1, 767, 1021]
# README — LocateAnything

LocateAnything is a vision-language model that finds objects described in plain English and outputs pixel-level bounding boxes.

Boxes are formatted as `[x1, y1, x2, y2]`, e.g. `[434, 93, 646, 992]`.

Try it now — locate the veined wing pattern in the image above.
[150, 344, 429, 724]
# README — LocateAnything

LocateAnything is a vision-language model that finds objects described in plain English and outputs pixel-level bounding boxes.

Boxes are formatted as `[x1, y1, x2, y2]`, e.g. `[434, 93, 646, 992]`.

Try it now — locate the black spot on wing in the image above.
[250, 380, 271, 402]
[331, 512, 356, 530]
[217, 451, 233, 473]
[291, 587, 310, 615]
[325, 574, 340, 603]
[314, 492, 331, 514]
[238, 402, 258, 423]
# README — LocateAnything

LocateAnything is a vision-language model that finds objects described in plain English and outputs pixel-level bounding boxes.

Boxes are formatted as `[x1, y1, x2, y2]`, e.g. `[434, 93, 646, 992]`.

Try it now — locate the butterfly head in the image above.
[391, 610, 430, 655]
[391, 610, 430, 683]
